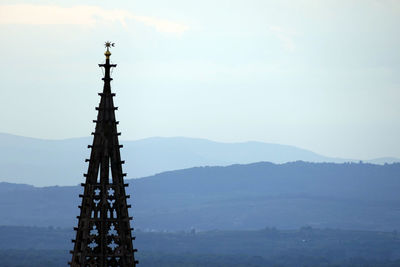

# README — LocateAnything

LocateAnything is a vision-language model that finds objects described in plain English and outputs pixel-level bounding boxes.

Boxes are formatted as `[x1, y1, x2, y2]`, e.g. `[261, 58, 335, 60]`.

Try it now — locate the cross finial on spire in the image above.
[104, 41, 115, 59]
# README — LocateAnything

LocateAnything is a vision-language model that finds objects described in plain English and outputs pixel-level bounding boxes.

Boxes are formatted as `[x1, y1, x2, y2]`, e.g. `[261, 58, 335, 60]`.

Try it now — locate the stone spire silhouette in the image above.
[69, 42, 138, 267]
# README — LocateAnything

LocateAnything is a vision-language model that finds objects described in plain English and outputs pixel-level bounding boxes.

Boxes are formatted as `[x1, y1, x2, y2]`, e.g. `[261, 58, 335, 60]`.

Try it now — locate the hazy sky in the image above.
[1, 0, 399, 159]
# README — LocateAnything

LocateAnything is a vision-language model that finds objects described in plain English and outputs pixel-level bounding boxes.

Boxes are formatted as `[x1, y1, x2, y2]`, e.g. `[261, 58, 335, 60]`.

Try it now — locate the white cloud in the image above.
[0, 4, 189, 35]
[132, 15, 189, 35]
[269, 25, 297, 51]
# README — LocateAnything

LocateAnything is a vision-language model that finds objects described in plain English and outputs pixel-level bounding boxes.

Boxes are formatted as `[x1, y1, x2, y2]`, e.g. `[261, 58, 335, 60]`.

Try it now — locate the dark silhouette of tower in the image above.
[69, 43, 138, 267]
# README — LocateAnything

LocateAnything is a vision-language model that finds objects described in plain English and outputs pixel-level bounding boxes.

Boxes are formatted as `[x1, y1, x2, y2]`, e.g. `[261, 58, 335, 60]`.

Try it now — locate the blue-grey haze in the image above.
[0, 133, 398, 186]
[0, 0, 399, 160]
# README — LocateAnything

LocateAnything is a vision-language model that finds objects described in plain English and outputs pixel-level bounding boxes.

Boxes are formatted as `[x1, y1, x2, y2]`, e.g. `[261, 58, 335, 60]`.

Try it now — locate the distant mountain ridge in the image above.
[0, 161, 400, 231]
[0, 133, 398, 186]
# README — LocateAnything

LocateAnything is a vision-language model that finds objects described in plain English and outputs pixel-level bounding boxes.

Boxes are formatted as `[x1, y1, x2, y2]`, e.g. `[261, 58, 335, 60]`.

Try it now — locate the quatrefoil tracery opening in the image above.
[108, 240, 118, 251]
[88, 240, 98, 250]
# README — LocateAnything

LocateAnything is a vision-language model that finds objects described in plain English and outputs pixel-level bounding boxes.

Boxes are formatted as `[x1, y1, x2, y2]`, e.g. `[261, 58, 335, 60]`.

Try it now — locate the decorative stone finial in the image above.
[104, 41, 115, 59]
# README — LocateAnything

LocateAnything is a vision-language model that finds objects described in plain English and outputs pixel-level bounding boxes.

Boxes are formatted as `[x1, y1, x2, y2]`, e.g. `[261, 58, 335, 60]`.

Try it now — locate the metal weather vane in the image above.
[105, 41, 115, 50]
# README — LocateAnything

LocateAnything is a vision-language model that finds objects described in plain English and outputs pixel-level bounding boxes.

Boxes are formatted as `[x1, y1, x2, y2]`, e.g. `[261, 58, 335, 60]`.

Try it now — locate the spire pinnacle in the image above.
[70, 43, 137, 267]
[104, 41, 115, 59]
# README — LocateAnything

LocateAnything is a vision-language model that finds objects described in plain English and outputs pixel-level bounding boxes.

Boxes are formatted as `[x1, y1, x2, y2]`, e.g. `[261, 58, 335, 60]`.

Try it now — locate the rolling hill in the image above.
[0, 133, 397, 186]
[0, 161, 399, 231]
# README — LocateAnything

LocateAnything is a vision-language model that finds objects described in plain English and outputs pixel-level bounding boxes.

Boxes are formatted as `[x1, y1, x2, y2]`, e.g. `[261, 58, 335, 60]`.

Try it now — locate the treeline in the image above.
[1, 250, 400, 267]
[0, 226, 400, 266]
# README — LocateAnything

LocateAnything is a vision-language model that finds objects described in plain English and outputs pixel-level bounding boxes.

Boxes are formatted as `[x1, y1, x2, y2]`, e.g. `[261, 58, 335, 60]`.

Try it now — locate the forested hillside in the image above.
[0, 161, 399, 231]
[0, 226, 399, 267]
